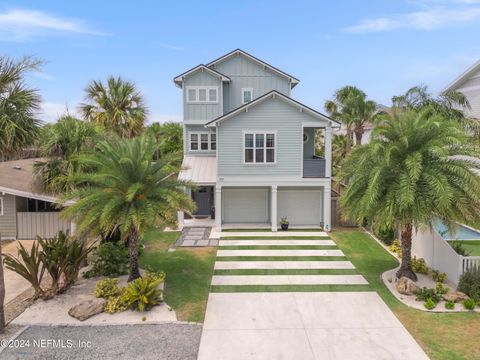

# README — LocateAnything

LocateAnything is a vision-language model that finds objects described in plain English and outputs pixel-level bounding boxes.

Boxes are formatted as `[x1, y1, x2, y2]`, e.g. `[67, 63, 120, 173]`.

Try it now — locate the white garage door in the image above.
[277, 190, 321, 226]
[223, 188, 269, 223]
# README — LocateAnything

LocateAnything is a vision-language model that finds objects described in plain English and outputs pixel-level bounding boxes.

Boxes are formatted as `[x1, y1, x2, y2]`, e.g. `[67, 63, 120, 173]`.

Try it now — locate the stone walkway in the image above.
[198, 232, 429, 360]
[176, 227, 218, 247]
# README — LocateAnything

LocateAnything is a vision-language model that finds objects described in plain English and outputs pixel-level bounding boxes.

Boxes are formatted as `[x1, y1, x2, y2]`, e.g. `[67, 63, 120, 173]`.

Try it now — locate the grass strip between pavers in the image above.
[213, 269, 358, 275]
[220, 236, 332, 240]
[211, 284, 372, 292]
[219, 245, 338, 250]
[215, 256, 347, 261]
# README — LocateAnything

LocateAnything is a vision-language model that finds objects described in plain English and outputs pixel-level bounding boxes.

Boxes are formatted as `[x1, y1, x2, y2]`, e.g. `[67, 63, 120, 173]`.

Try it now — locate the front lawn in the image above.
[140, 229, 216, 322]
[331, 230, 480, 360]
[448, 240, 480, 256]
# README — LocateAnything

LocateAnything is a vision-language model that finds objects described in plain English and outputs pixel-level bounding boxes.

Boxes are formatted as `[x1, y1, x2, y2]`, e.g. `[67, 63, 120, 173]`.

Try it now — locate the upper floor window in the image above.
[190, 132, 216, 151]
[186, 86, 219, 104]
[244, 131, 276, 164]
[242, 88, 253, 104]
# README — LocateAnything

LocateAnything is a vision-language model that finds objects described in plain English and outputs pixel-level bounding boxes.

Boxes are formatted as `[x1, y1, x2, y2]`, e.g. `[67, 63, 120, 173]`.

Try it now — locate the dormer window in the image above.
[186, 86, 219, 104]
[242, 88, 253, 104]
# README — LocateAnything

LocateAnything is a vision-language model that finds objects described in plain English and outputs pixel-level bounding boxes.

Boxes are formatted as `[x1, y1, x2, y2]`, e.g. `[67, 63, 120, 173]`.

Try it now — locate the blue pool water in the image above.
[434, 220, 480, 240]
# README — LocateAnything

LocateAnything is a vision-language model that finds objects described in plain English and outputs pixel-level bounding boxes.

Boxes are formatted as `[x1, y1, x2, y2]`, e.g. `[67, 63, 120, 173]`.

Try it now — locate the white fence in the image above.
[411, 226, 479, 285]
[16, 212, 71, 240]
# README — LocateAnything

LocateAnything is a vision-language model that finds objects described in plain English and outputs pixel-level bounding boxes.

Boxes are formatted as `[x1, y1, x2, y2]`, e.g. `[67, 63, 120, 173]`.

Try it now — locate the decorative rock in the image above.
[68, 298, 106, 321]
[443, 291, 468, 303]
[396, 277, 420, 295]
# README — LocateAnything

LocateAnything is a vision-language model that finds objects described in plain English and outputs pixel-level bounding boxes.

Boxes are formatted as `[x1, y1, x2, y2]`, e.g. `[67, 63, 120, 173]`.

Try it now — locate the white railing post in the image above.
[271, 185, 278, 232]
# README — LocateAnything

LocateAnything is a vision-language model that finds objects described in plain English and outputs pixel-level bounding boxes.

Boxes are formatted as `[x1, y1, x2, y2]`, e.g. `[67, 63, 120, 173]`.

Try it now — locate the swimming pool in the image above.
[434, 219, 480, 240]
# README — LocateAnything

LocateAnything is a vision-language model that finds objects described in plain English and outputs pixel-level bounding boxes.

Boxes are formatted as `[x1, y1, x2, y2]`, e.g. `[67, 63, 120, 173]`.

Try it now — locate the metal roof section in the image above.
[178, 155, 216, 185]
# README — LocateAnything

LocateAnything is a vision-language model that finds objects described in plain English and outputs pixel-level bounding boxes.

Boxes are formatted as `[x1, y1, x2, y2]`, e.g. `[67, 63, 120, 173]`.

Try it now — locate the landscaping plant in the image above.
[414, 287, 442, 303]
[432, 269, 447, 283]
[411, 257, 429, 275]
[462, 298, 477, 310]
[435, 282, 449, 295]
[388, 240, 402, 257]
[445, 301, 455, 310]
[450, 241, 470, 256]
[95, 278, 121, 299]
[122, 272, 166, 311]
[457, 269, 480, 302]
[424, 297, 437, 310]
[84, 242, 129, 278]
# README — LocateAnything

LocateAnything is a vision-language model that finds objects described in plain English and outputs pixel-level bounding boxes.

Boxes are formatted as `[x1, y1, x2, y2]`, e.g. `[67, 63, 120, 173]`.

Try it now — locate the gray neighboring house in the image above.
[175, 49, 339, 232]
[0, 158, 71, 240]
[444, 59, 480, 119]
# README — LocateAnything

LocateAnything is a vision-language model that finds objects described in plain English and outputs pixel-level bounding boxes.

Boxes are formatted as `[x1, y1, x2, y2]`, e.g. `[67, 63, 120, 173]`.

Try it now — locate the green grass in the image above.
[211, 284, 371, 292]
[216, 256, 347, 261]
[447, 240, 480, 256]
[140, 228, 216, 322]
[213, 269, 358, 275]
[219, 245, 338, 250]
[331, 229, 480, 360]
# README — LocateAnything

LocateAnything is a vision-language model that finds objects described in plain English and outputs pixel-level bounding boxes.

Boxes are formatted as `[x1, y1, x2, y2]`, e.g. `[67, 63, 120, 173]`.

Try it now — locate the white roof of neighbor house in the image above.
[444, 59, 480, 91]
[179, 156, 216, 184]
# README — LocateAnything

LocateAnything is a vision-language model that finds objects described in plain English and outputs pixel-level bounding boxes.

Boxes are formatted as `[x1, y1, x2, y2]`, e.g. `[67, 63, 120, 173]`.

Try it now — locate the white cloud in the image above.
[38, 102, 80, 123]
[0, 9, 109, 41]
[32, 71, 54, 81]
[344, 5, 480, 33]
[148, 114, 182, 124]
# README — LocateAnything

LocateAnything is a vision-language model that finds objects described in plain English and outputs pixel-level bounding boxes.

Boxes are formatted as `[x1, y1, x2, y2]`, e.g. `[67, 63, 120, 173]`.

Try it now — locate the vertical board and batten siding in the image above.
[212, 55, 291, 113]
[183, 71, 223, 121]
[217, 98, 330, 177]
[184, 125, 216, 155]
[0, 194, 17, 239]
[16, 212, 71, 240]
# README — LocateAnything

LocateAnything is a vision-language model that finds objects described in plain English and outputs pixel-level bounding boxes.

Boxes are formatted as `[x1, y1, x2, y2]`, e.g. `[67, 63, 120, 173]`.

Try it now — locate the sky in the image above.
[2, 0, 480, 123]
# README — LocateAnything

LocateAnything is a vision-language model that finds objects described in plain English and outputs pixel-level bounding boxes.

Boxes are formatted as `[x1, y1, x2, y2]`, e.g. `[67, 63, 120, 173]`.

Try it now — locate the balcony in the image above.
[303, 156, 326, 178]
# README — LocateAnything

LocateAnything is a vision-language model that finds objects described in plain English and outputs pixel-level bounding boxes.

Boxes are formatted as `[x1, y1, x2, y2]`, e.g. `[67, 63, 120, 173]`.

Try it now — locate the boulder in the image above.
[443, 291, 468, 303]
[68, 298, 106, 321]
[396, 277, 420, 295]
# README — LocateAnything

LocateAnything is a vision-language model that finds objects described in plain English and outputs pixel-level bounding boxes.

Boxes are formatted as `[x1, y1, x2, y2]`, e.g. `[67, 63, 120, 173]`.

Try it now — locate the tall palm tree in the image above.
[81, 77, 147, 138]
[61, 135, 195, 281]
[35, 115, 100, 193]
[0, 56, 42, 159]
[340, 109, 480, 280]
[146, 121, 183, 159]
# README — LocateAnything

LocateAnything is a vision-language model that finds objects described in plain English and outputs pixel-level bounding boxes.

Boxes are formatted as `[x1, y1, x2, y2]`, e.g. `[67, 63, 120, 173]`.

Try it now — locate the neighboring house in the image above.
[0, 158, 72, 240]
[444, 59, 480, 119]
[175, 49, 340, 232]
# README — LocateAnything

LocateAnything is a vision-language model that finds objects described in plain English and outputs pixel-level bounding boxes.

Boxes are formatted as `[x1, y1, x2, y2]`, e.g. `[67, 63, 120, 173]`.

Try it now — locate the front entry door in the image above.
[193, 187, 211, 216]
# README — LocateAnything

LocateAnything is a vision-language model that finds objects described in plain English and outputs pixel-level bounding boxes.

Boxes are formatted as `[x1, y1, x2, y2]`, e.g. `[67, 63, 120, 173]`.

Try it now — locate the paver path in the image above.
[198, 233, 429, 360]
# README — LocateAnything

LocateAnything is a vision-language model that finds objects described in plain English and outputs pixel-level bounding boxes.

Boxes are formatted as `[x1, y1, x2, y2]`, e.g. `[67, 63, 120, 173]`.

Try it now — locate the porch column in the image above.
[271, 185, 278, 232]
[215, 185, 222, 232]
[70, 221, 77, 236]
[324, 126, 332, 178]
[323, 183, 331, 232]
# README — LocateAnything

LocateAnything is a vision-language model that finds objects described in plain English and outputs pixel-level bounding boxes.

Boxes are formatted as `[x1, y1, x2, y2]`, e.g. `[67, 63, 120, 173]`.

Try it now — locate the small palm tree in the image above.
[340, 109, 480, 280]
[81, 77, 147, 138]
[61, 135, 195, 281]
[0, 56, 42, 159]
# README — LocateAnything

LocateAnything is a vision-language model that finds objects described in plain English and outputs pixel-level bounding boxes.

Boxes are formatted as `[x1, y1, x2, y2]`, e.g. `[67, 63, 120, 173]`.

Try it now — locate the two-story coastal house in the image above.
[175, 49, 339, 232]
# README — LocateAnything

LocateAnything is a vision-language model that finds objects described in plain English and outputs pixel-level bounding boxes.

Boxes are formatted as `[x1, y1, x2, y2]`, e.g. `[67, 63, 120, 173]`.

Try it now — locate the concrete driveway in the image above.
[2, 240, 34, 304]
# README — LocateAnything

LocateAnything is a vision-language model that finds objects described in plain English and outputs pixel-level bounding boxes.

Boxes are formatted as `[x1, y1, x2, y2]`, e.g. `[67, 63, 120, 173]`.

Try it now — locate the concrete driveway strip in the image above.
[211, 274, 368, 285]
[214, 260, 355, 270]
[216, 249, 345, 257]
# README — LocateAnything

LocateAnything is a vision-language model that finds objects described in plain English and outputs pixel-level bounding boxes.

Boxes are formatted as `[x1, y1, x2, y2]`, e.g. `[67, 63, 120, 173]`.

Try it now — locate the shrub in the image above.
[375, 227, 396, 246]
[84, 242, 129, 278]
[424, 297, 437, 310]
[458, 269, 480, 302]
[463, 298, 477, 310]
[435, 282, 449, 295]
[104, 292, 129, 314]
[450, 241, 470, 256]
[411, 257, 429, 275]
[414, 287, 442, 303]
[95, 278, 121, 299]
[445, 301, 455, 310]
[432, 270, 447, 284]
[122, 272, 166, 311]
[388, 240, 402, 257]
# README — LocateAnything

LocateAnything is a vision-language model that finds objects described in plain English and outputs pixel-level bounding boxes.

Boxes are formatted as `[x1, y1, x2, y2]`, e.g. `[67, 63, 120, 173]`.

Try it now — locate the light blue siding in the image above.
[184, 125, 216, 155]
[183, 71, 223, 121]
[217, 98, 329, 177]
[212, 55, 291, 113]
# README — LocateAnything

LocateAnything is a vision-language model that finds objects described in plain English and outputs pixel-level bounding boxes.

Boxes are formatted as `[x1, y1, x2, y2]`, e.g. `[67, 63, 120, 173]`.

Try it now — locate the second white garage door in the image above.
[223, 188, 269, 223]
[277, 190, 321, 226]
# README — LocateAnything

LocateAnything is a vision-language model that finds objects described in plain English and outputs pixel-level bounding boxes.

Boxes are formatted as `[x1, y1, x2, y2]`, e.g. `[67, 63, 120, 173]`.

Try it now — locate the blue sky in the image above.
[2, 0, 480, 123]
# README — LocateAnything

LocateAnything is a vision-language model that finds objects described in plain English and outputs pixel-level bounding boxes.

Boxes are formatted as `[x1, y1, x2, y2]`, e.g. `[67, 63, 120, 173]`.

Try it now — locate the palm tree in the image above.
[0, 56, 42, 159]
[146, 121, 183, 159]
[61, 135, 195, 281]
[340, 109, 480, 280]
[80, 77, 147, 138]
[332, 134, 347, 176]
[35, 115, 100, 193]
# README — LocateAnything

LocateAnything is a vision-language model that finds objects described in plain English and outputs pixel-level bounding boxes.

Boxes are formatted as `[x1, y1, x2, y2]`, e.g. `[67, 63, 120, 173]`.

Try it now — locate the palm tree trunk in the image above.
[127, 226, 141, 282]
[345, 126, 352, 153]
[396, 224, 418, 281]
[0, 236, 6, 332]
[354, 125, 363, 146]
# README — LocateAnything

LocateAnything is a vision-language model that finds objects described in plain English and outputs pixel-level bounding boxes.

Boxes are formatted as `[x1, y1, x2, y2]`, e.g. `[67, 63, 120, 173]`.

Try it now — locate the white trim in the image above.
[241, 88, 253, 104]
[0, 197, 3, 216]
[444, 59, 480, 92]
[186, 86, 219, 104]
[242, 130, 277, 165]
[189, 131, 216, 152]
[173, 65, 230, 85]
[0, 186, 59, 203]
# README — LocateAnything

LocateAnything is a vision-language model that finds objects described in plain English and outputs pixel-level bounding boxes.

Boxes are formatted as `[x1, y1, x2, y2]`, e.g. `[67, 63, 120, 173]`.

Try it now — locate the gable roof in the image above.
[444, 59, 480, 92]
[206, 49, 300, 88]
[173, 65, 231, 87]
[205, 90, 340, 128]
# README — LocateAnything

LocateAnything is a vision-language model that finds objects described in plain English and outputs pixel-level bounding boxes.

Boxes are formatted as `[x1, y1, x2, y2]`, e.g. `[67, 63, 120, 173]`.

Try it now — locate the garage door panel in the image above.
[223, 188, 269, 223]
[278, 190, 321, 226]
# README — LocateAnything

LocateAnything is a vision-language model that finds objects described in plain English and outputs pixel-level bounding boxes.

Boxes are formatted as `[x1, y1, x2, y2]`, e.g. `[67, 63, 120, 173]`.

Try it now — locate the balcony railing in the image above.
[303, 156, 326, 178]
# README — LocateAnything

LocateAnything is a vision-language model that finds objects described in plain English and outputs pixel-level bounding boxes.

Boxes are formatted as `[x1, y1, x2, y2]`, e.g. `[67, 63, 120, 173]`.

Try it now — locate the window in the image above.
[186, 87, 218, 103]
[0, 197, 3, 216]
[244, 132, 276, 164]
[242, 88, 253, 104]
[190, 132, 216, 151]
